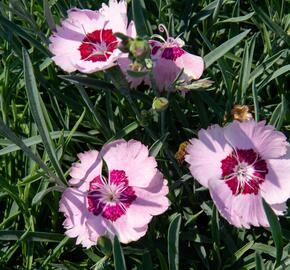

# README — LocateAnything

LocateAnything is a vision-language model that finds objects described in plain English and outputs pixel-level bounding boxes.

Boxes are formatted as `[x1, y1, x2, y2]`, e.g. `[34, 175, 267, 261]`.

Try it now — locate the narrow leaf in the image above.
[77, 85, 111, 139]
[0, 119, 54, 179]
[262, 199, 283, 267]
[204, 29, 250, 68]
[258, 65, 290, 90]
[43, 0, 56, 31]
[0, 14, 49, 56]
[60, 75, 115, 91]
[255, 252, 266, 270]
[149, 133, 169, 157]
[0, 131, 99, 156]
[22, 48, 66, 186]
[132, 0, 151, 36]
[113, 236, 127, 270]
[0, 231, 64, 242]
[218, 12, 255, 23]
[168, 214, 182, 270]
[32, 186, 65, 206]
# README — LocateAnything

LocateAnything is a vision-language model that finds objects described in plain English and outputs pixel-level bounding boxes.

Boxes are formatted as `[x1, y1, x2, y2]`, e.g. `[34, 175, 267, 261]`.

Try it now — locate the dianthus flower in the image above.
[118, 24, 204, 91]
[49, 0, 136, 73]
[185, 120, 290, 228]
[59, 140, 169, 248]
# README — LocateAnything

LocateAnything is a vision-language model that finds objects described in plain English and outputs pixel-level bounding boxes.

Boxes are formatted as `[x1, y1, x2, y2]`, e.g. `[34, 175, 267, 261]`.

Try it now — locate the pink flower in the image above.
[185, 120, 290, 228]
[49, 1, 136, 73]
[118, 24, 204, 91]
[59, 140, 169, 247]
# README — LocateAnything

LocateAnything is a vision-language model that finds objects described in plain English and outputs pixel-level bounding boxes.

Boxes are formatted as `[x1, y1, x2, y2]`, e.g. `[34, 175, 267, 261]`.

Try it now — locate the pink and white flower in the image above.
[49, 1, 136, 73]
[185, 120, 290, 228]
[118, 24, 204, 91]
[59, 140, 169, 248]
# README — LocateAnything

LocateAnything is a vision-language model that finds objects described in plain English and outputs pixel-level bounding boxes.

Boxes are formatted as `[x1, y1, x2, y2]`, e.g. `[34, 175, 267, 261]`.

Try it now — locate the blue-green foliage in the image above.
[0, 0, 289, 269]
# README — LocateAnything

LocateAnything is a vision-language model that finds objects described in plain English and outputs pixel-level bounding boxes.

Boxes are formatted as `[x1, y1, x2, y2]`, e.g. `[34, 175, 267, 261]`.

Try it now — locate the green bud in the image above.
[97, 236, 112, 256]
[152, 97, 169, 112]
[114, 32, 132, 53]
[129, 38, 150, 60]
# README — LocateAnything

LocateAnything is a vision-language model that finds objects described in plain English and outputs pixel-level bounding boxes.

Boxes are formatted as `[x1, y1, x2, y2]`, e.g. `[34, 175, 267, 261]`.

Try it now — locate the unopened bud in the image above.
[152, 97, 169, 112]
[115, 32, 132, 53]
[129, 38, 150, 60]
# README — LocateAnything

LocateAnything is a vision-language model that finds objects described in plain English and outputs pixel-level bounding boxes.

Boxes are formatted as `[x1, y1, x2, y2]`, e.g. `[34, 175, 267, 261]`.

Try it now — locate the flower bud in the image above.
[129, 38, 151, 60]
[152, 97, 169, 112]
[115, 32, 132, 53]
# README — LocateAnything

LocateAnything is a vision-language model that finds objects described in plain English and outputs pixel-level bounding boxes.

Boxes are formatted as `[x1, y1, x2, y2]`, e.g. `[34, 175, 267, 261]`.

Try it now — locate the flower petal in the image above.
[126, 171, 169, 227]
[100, 0, 128, 33]
[127, 21, 137, 38]
[208, 178, 269, 228]
[271, 202, 287, 215]
[261, 147, 290, 204]
[185, 124, 232, 187]
[59, 188, 99, 248]
[224, 120, 288, 159]
[153, 58, 181, 91]
[175, 52, 204, 80]
[101, 140, 158, 187]
[104, 217, 148, 243]
[69, 150, 102, 191]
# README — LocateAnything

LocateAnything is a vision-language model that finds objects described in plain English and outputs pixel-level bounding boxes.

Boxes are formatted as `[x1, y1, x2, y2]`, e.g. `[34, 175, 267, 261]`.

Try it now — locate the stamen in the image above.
[158, 24, 170, 41]
[221, 148, 268, 195]
[150, 34, 166, 43]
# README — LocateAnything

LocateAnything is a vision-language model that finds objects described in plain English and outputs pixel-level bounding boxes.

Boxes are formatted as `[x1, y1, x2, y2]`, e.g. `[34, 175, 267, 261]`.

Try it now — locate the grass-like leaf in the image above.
[204, 29, 250, 68]
[0, 14, 49, 56]
[255, 252, 266, 270]
[0, 231, 64, 242]
[149, 132, 169, 157]
[60, 75, 115, 91]
[22, 48, 66, 186]
[132, 0, 151, 36]
[262, 199, 283, 267]
[168, 214, 181, 270]
[43, 0, 56, 31]
[113, 236, 127, 270]
[0, 119, 54, 179]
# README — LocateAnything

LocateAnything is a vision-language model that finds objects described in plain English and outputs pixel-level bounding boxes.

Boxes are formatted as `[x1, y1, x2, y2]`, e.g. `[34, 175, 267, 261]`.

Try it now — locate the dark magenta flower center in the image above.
[150, 40, 185, 61]
[221, 149, 268, 195]
[78, 29, 118, 62]
[161, 46, 185, 60]
[87, 170, 136, 222]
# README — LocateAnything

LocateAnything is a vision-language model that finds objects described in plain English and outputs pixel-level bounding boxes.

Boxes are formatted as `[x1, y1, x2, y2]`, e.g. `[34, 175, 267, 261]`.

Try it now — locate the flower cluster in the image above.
[49, 0, 290, 249]
[49, 0, 204, 92]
